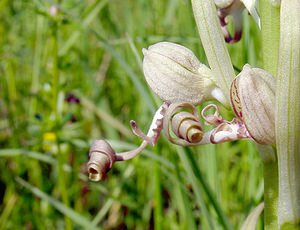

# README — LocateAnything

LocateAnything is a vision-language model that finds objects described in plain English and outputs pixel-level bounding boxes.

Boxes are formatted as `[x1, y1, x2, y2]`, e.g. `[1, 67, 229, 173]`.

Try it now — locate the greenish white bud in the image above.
[230, 64, 275, 144]
[142, 42, 227, 106]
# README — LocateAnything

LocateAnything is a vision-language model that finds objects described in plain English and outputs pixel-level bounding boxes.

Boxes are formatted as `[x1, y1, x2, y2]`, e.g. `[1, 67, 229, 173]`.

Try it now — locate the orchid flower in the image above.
[87, 42, 275, 181]
[214, 0, 260, 43]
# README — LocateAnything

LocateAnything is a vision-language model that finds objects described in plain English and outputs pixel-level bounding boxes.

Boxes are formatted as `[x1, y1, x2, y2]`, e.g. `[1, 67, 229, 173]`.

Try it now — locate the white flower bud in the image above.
[230, 64, 275, 144]
[143, 42, 227, 105]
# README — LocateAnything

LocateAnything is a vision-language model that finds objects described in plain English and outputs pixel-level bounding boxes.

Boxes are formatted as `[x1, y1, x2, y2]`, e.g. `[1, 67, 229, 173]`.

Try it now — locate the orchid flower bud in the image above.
[142, 42, 228, 106]
[230, 64, 276, 144]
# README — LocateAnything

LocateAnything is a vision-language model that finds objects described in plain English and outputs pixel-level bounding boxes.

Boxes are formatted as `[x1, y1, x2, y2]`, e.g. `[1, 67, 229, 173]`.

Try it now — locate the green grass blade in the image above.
[59, 0, 110, 56]
[178, 146, 233, 230]
[16, 177, 99, 230]
[93, 32, 157, 112]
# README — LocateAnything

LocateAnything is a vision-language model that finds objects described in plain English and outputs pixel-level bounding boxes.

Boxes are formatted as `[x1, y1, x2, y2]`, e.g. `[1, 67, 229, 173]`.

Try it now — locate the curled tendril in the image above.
[201, 104, 224, 126]
[163, 102, 204, 146]
[87, 103, 169, 181]
[130, 103, 168, 146]
[200, 104, 252, 144]
[87, 101, 253, 181]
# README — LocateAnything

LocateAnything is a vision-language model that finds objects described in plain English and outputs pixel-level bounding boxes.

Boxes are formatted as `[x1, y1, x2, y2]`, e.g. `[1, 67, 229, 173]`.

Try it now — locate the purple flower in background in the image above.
[65, 93, 80, 104]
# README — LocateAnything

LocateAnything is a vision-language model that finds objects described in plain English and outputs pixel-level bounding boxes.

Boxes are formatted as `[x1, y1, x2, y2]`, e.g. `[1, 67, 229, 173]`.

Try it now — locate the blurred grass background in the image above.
[0, 0, 264, 229]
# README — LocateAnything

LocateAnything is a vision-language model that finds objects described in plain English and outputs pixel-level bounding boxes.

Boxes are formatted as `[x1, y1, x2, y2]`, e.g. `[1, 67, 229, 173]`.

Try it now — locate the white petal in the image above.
[241, 0, 261, 28]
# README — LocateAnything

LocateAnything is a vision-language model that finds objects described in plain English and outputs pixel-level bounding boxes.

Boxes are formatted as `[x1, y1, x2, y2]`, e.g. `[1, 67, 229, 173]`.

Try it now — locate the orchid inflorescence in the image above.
[87, 0, 276, 181]
[87, 40, 275, 181]
[87, 0, 300, 228]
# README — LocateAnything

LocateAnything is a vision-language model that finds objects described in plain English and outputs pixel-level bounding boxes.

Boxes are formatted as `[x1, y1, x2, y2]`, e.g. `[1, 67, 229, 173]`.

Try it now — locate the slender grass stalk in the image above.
[276, 0, 300, 228]
[59, 0, 109, 57]
[50, 22, 73, 230]
[80, 96, 132, 137]
[0, 194, 18, 229]
[16, 177, 98, 230]
[26, 13, 46, 199]
[51, 25, 59, 120]
[56, 143, 73, 229]
[93, 32, 157, 112]
[29, 15, 44, 118]
[171, 158, 197, 229]
[177, 147, 215, 229]
[4, 62, 17, 135]
[153, 159, 163, 230]
[177, 147, 233, 230]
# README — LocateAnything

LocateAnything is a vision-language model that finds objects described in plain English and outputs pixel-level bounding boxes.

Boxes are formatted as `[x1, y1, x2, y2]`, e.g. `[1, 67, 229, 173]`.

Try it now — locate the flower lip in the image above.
[87, 140, 117, 181]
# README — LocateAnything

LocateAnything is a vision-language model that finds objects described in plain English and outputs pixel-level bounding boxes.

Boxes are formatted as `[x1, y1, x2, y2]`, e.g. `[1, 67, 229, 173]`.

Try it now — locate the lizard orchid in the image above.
[87, 42, 275, 181]
[87, 0, 300, 228]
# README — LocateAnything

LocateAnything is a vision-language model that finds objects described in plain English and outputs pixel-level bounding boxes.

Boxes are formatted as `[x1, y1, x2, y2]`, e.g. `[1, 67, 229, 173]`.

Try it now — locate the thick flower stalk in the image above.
[275, 0, 300, 228]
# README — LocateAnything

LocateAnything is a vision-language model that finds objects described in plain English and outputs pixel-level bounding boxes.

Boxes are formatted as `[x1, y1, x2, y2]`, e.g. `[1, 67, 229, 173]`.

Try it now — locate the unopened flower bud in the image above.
[142, 42, 227, 106]
[230, 64, 276, 144]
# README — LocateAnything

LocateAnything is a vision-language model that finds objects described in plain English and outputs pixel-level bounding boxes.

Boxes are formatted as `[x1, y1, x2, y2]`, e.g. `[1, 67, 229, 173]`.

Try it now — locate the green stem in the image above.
[153, 160, 163, 230]
[263, 154, 279, 230]
[56, 143, 73, 230]
[259, 1, 280, 229]
[276, 0, 300, 228]
[258, 145, 278, 230]
[260, 0, 280, 76]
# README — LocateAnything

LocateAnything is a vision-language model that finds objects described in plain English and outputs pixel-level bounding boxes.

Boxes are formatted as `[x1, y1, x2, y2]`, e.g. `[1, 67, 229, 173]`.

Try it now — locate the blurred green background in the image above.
[0, 0, 264, 229]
